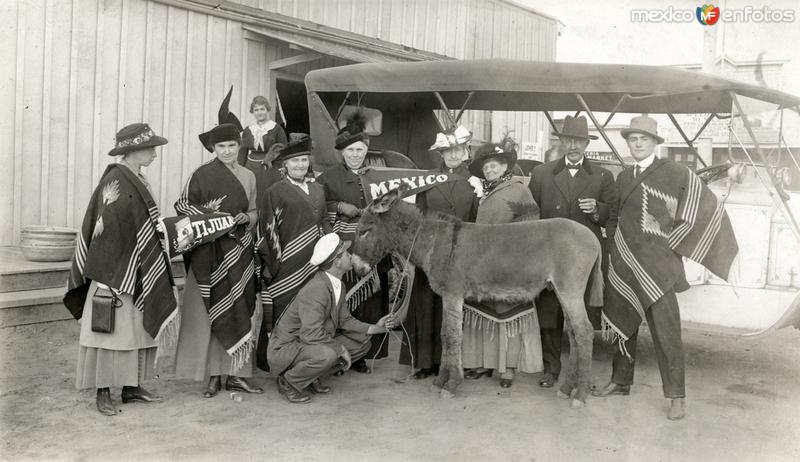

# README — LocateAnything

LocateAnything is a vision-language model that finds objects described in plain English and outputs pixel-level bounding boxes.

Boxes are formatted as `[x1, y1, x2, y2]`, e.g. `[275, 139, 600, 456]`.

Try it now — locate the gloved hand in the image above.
[265, 143, 285, 163]
[337, 202, 361, 218]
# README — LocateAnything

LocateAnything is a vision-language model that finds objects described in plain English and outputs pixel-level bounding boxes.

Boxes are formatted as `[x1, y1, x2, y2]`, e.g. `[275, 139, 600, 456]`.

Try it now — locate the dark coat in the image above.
[417, 163, 479, 221]
[401, 163, 478, 368]
[529, 157, 616, 242]
[529, 156, 616, 327]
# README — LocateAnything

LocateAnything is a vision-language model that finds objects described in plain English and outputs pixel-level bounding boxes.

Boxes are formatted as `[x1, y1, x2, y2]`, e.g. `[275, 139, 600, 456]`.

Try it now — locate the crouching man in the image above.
[268, 233, 396, 403]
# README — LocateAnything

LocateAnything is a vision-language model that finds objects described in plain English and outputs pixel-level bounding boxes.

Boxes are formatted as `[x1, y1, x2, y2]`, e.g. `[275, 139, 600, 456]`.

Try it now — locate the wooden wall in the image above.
[2, 0, 558, 245]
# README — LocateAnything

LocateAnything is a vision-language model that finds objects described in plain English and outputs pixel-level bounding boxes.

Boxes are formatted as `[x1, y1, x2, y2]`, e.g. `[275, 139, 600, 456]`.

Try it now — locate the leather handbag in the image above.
[91, 285, 122, 334]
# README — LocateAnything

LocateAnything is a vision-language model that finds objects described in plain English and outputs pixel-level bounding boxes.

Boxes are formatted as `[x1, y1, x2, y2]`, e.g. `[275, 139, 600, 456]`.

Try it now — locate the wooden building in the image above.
[0, 0, 560, 245]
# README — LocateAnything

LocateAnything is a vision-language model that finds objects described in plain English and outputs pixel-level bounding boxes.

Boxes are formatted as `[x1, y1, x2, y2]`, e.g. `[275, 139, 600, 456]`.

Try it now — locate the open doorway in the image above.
[276, 79, 310, 136]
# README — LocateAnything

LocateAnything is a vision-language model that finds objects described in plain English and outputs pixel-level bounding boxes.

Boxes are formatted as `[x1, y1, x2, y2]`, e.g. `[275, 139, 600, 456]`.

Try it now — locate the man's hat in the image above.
[621, 115, 664, 144]
[430, 125, 472, 151]
[107, 123, 168, 157]
[310, 233, 351, 267]
[198, 123, 241, 153]
[468, 137, 518, 179]
[554, 115, 598, 140]
[274, 135, 312, 163]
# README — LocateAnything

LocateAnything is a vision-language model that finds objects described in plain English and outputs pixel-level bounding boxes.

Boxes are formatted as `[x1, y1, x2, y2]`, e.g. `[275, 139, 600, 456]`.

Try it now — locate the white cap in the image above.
[309, 233, 351, 266]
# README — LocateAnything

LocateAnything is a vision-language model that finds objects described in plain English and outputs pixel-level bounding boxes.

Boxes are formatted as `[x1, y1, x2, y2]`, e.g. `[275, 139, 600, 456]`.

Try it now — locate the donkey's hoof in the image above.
[570, 398, 586, 409]
[556, 390, 571, 400]
[440, 389, 455, 400]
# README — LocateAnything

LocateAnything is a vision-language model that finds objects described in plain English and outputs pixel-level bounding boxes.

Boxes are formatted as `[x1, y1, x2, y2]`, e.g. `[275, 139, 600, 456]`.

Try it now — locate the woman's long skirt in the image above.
[174, 269, 254, 381]
[399, 269, 442, 369]
[75, 281, 157, 389]
[461, 307, 543, 374]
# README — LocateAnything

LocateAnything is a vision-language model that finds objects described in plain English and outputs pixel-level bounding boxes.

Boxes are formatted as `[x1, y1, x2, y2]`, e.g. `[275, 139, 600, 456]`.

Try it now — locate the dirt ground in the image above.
[1, 321, 799, 462]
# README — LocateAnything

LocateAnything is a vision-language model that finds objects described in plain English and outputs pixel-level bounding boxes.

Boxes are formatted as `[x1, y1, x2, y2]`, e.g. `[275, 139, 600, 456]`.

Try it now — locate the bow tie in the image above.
[566, 164, 581, 170]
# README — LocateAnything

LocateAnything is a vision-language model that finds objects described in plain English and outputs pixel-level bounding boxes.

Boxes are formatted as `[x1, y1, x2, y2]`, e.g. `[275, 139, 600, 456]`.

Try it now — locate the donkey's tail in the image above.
[588, 244, 604, 307]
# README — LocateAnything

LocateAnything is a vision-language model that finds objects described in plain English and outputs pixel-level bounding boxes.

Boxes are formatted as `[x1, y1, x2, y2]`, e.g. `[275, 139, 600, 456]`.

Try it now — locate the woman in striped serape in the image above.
[254, 136, 332, 371]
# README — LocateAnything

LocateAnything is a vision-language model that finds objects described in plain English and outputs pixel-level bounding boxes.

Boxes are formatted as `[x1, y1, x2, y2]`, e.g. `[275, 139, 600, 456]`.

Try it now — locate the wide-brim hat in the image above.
[199, 123, 241, 153]
[310, 233, 352, 267]
[274, 135, 312, 163]
[468, 144, 518, 179]
[621, 115, 665, 144]
[430, 125, 472, 151]
[554, 115, 598, 140]
[107, 123, 168, 156]
[335, 126, 369, 150]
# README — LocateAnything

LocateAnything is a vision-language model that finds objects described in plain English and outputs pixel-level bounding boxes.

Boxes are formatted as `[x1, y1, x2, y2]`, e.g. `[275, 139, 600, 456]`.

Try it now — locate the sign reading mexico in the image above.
[158, 213, 237, 256]
[359, 167, 462, 201]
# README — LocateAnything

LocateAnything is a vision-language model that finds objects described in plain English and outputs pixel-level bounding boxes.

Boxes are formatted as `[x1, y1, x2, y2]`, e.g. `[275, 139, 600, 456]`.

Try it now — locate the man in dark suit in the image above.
[267, 233, 396, 404]
[528, 115, 617, 388]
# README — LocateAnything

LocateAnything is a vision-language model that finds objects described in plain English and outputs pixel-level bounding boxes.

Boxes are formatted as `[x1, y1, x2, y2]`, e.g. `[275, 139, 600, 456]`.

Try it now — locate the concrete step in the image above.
[0, 246, 185, 293]
[0, 278, 185, 328]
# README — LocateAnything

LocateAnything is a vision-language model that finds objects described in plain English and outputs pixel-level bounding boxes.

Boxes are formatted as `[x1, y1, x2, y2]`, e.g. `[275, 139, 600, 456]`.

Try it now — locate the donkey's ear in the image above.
[369, 187, 402, 214]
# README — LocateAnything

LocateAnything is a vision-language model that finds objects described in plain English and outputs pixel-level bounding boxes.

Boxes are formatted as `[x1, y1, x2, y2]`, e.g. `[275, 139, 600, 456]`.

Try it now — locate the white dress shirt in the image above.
[634, 153, 656, 177]
[565, 157, 584, 177]
[325, 271, 342, 305]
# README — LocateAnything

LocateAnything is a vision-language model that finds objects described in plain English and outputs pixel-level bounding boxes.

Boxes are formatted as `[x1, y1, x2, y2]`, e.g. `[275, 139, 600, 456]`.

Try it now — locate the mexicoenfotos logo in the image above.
[696, 4, 721, 25]
[631, 5, 795, 23]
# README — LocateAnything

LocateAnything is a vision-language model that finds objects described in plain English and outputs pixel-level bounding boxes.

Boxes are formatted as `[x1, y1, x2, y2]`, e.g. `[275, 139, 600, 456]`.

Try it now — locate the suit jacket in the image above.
[417, 163, 478, 221]
[267, 271, 371, 373]
[529, 156, 616, 242]
[529, 157, 616, 325]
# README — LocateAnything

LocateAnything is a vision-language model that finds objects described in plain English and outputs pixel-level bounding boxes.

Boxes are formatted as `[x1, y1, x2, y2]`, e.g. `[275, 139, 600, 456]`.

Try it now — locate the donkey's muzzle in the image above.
[350, 254, 372, 276]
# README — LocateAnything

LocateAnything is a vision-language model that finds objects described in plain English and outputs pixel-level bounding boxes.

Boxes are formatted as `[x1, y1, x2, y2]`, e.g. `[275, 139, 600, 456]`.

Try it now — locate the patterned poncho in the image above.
[175, 159, 258, 371]
[603, 159, 739, 349]
[64, 164, 178, 349]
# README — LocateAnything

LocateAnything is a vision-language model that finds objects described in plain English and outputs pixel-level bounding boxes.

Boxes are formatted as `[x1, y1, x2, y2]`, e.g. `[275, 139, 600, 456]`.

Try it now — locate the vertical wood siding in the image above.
[3, 0, 557, 245]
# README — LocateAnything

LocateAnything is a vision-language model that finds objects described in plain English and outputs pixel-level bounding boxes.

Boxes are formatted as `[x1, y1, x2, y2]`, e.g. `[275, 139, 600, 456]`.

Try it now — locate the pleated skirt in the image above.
[76, 346, 156, 390]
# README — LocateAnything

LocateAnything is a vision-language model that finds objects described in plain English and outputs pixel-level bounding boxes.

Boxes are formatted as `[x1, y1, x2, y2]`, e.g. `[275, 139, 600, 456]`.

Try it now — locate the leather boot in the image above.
[307, 379, 331, 394]
[667, 397, 686, 420]
[121, 385, 163, 403]
[276, 375, 311, 404]
[203, 375, 222, 398]
[96, 388, 116, 416]
[225, 376, 264, 394]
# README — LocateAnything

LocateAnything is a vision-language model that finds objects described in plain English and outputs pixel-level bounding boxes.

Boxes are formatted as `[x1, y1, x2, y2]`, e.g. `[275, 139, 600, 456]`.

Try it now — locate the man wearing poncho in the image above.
[593, 116, 738, 420]
[173, 123, 263, 398]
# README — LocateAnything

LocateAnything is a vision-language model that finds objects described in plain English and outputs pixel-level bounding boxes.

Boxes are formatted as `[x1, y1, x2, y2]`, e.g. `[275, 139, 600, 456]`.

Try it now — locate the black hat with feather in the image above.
[334, 109, 370, 150]
[468, 133, 519, 179]
[199, 86, 244, 152]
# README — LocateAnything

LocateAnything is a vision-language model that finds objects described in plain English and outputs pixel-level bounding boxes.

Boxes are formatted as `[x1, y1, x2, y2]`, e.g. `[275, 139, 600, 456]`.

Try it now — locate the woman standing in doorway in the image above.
[238, 95, 289, 205]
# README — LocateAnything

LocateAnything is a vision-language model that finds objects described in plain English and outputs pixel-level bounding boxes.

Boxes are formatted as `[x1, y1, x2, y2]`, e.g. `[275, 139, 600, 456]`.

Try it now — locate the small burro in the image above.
[350, 185, 603, 408]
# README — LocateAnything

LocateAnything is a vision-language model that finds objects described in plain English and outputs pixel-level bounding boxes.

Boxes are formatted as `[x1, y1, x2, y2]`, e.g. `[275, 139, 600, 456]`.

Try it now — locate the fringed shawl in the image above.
[603, 159, 738, 352]
[64, 164, 179, 351]
[175, 159, 258, 371]
[256, 180, 326, 322]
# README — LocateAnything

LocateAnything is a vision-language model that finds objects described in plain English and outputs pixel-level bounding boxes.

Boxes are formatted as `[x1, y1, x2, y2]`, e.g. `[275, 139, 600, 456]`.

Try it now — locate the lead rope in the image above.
[368, 224, 423, 376]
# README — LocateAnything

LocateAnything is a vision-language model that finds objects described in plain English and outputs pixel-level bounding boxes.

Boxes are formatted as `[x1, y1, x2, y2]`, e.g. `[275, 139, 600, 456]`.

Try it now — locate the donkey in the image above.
[350, 187, 604, 408]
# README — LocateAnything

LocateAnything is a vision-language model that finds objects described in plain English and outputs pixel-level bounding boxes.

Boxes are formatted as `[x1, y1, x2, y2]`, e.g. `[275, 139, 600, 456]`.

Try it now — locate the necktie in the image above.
[566, 163, 580, 170]
[634, 165, 641, 178]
